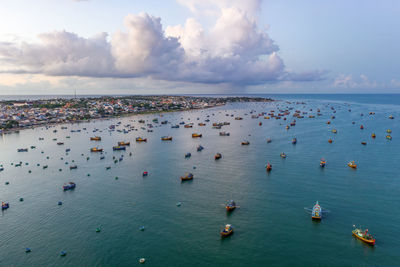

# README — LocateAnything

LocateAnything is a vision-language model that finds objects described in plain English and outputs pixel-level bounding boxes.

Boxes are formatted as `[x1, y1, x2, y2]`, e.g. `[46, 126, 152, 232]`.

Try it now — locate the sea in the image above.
[0, 94, 399, 266]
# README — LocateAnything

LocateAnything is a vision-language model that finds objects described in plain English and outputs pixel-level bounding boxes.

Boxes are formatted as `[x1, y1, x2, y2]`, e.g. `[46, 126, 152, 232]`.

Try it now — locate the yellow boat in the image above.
[352, 227, 375, 245]
[161, 136, 173, 141]
[332, 129, 337, 133]
[371, 133, 376, 138]
[136, 137, 147, 142]
[118, 141, 130, 146]
[192, 133, 202, 138]
[90, 147, 103, 152]
[241, 141, 250, 145]
[180, 172, 193, 181]
[90, 136, 101, 141]
[348, 161, 357, 169]
[386, 129, 392, 133]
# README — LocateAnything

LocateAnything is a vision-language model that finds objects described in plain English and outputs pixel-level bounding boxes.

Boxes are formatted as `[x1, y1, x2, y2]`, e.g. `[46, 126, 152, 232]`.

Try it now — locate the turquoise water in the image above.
[0, 95, 399, 266]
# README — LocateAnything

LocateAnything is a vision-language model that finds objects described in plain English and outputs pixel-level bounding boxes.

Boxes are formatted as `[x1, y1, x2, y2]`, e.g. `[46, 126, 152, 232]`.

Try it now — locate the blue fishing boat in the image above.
[113, 146, 126, 151]
[1, 202, 9, 210]
[63, 182, 76, 191]
[220, 224, 233, 237]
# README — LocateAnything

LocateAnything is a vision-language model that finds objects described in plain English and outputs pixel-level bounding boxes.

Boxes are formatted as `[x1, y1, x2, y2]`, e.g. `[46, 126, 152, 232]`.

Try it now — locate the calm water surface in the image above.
[0, 95, 399, 266]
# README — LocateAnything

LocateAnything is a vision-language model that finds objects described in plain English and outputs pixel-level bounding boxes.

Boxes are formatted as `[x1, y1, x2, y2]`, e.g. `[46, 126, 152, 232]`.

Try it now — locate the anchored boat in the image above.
[226, 200, 236, 211]
[311, 201, 322, 220]
[63, 182, 76, 191]
[192, 133, 202, 138]
[118, 141, 130, 146]
[320, 159, 326, 167]
[348, 161, 357, 169]
[181, 172, 193, 181]
[220, 224, 233, 237]
[266, 162, 272, 172]
[352, 226, 375, 245]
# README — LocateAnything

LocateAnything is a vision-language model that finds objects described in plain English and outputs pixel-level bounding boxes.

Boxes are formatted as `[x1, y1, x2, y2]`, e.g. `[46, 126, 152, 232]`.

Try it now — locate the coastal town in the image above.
[0, 95, 273, 132]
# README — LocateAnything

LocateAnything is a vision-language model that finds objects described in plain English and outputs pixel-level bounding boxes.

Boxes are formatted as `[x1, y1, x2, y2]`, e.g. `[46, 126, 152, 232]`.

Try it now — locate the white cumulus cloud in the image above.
[0, 0, 323, 86]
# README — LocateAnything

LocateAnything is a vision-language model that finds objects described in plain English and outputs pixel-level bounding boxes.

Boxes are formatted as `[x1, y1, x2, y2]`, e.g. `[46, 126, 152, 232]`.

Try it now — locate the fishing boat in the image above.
[226, 200, 236, 211]
[63, 182, 76, 191]
[386, 129, 392, 133]
[241, 141, 250, 145]
[171, 125, 179, 128]
[386, 135, 392, 140]
[113, 146, 126, 151]
[266, 162, 272, 172]
[352, 226, 375, 245]
[90, 136, 101, 141]
[360, 125, 364, 130]
[185, 153, 191, 158]
[280, 152, 287, 158]
[371, 133, 376, 138]
[161, 136, 173, 141]
[235, 117, 243, 120]
[198, 123, 206, 126]
[220, 224, 233, 237]
[142, 171, 148, 177]
[17, 148, 28, 152]
[320, 159, 326, 167]
[348, 161, 357, 169]
[118, 141, 130, 146]
[361, 142, 367, 145]
[197, 145, 204, 152]
[388, 115, 394, 119]
[57, 142, 64, 145]
[214, 153, 222, 160]
[69, 165, 77, 170]
[184, 124, 193, 128]
[219, 132, 230, 136]
[332, 129, 337, 133]
[259, 122, 262, 126]
[311, 201, 322, 220]
[192, 133, 202, 138]
[90, 147, 103, 152]
[267, 138, 272, 143]
[292, 138, 297, 144]
[1, 202, 9, 210]
[136, 137, 147, 142]
[180, 172, 193, 181]
[328, 139, 333, 143]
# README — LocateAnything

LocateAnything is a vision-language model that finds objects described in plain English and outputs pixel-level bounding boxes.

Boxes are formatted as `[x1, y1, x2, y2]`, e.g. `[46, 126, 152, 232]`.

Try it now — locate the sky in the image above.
[0, 0, 399, 95]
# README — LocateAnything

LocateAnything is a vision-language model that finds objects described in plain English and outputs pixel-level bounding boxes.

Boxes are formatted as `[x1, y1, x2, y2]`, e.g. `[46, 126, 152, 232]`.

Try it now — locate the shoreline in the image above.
[1, 99, 273, 135]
